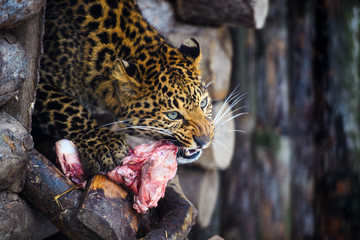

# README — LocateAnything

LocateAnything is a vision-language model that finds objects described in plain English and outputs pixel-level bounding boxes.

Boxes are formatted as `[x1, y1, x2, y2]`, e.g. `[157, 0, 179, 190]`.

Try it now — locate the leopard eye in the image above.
[200, 98, 208, 109]
[166, 111, 181, 120]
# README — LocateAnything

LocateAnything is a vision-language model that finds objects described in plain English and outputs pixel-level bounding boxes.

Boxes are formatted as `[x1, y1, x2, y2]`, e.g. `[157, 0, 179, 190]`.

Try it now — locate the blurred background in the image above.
[173, 1, 360, 239]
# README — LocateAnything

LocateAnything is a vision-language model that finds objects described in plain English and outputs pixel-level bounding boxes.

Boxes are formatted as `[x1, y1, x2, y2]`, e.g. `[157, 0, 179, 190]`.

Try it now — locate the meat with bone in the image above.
[55, 139, 178, 213]
[55, 140, 87, 188]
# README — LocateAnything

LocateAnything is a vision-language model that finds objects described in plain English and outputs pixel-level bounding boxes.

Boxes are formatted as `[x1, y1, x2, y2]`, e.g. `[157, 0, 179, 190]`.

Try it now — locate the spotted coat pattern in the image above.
[33, 0, 214, 174]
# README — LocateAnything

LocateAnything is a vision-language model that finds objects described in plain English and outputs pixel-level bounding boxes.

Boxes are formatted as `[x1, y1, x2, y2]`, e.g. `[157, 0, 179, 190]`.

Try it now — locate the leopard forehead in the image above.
[125, 72, 208, 116]
[117, 47, 206, 109]
[148, 66, 203, 97]
[142, 62, 205, 106]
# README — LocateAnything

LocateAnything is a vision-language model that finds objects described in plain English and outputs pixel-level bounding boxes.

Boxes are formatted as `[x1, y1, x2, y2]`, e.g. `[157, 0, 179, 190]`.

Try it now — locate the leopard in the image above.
[32, 0, 214, 175]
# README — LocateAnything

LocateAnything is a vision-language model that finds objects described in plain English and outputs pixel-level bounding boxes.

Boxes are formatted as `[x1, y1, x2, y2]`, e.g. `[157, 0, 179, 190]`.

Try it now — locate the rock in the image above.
[2, 10, 44, 130]
[0, 191, 58, 240]
[0, 112, 33, 192]
[0, 33, 27, 106]
[0, 0, 45, 29]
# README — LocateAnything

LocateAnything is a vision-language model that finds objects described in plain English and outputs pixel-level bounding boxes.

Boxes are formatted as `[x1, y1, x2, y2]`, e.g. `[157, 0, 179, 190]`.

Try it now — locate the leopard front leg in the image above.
[33, 83, 129, 174]
[73, 128, 129, 174]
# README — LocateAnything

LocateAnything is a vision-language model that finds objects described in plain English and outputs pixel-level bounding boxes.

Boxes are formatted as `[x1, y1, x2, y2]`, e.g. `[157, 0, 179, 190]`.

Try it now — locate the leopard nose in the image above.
[194, 134, 211, 148]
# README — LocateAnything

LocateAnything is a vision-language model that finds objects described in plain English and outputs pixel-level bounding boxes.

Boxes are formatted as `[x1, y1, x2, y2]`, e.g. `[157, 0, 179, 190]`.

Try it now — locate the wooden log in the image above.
[168, 28, 233, 101]
[198, 101, 236, 170]
[77, 175, 139, 240]
[0, 112, 33, 192]
[175, 0, 269, 29]
[24, 151, 141, 239]
[23, 151, 102, 240]
[141, 175, 197, 240]
[177, 167, 219, 228]
[0, 191, 58, 239]
[23, 149, 198, 239]
[0, 33, 27, 106]
[0, 0, 45, 29]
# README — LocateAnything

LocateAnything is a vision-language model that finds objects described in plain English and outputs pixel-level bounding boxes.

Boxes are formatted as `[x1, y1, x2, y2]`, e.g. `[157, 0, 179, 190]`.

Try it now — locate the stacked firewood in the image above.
[0, 0, 267, 239]
[0, 1, 59, 239]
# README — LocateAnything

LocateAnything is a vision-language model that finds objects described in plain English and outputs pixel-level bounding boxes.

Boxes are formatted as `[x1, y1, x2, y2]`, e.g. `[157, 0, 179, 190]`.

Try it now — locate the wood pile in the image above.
[24, 152, 196, 239]
[0, 0, 268, 239]
[0, 1, 58, 239]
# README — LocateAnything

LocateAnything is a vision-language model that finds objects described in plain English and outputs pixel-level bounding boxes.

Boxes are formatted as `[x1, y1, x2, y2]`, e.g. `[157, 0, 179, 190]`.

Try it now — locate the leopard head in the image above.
[111, 38, 214, 164]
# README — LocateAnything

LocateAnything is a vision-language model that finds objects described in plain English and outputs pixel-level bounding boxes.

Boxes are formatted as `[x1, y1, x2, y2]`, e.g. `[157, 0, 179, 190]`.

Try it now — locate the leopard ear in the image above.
[179, 38, 201, 65]
[113, 59, 140, 95]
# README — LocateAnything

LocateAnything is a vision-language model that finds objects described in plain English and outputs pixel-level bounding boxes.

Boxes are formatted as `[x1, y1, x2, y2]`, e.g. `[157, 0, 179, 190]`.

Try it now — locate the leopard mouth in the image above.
[176, 148, 202, 164]
[177, 148, 201, 159]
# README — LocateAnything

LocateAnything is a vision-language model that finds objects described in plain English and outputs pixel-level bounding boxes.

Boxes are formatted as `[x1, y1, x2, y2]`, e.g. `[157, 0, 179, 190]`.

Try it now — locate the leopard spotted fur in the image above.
[33, 0, 214, 174]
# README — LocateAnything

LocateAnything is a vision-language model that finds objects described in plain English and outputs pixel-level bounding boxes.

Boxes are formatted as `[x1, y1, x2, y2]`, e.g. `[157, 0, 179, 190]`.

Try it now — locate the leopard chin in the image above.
[125, 135, 202, 164]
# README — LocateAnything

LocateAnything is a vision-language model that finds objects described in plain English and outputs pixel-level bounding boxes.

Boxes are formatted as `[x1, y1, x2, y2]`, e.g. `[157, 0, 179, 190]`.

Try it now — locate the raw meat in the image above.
[55, 139, 178, 213]
[108, 142, 178, 213]
[55, 140, 87, 188]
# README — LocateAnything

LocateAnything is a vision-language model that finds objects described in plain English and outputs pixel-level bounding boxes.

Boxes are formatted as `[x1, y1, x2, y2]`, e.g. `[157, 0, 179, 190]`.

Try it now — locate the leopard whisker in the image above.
[121, 125, 173, 136]
[110, 124, 172, 136]
[108, 127, 135, 134]
[213, 86, 242, 124]
[98, 118, 168, 128]
[117, 128, 172, 137]
[214, 88, 246, 127]
[214, 129, 247, 133]
[214, 106, 247, 127]
[120, 122, 170, 132]
[215, 106, 247, 127]
[98, 119, 132, 128]
[215, 112, 248, 129]
[214, 139, 231, 153]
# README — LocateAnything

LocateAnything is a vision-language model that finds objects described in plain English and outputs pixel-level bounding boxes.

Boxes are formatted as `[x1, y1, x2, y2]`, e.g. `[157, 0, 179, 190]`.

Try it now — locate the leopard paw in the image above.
[75, 130, 129, 174]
